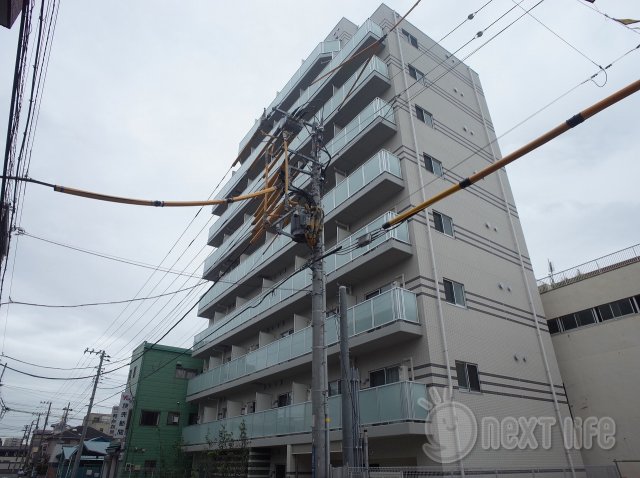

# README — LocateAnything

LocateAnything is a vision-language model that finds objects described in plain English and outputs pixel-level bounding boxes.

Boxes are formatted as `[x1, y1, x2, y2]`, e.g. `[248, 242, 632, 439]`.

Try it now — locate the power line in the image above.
[1, 354, 96, 370]
[0, 282, 204, 309]
[19, 231, 200, 278]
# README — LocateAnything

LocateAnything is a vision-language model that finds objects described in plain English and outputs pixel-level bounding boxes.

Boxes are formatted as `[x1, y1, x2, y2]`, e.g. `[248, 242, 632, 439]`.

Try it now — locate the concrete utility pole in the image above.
[309, 124, 328, 478]
[32, 401, 51, 477]
[59, 403, 72, 432]
[69, 349, 108, 478]
[339, 286, 354, 469]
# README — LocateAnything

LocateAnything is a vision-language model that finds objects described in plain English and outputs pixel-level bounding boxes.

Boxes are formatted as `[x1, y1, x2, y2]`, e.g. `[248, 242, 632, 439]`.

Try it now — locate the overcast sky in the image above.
[0, 0, 637, 437]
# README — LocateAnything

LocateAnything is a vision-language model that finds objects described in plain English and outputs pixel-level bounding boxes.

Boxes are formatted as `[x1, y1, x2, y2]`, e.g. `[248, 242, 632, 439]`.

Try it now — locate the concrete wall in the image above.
[541, 261, 640, 467]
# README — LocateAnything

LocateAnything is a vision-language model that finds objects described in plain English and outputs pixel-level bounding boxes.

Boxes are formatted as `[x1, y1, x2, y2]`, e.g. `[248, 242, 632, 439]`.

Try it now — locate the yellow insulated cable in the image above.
[383, 77, 640, 229]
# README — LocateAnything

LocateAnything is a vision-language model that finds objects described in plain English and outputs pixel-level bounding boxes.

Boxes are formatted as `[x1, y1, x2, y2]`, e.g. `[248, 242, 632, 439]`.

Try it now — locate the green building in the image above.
[113, 342, 201, 478]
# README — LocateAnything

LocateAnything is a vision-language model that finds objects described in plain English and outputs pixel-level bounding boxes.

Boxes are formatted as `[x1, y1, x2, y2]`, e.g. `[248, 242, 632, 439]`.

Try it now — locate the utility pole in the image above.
[33, 401, 52, 477]
[309, 123, 328, 478]
[59, 403, 72, 432]
[69, 349, 108, 478]
[339, 286, 354, 469]
[24, 412, 41, 471]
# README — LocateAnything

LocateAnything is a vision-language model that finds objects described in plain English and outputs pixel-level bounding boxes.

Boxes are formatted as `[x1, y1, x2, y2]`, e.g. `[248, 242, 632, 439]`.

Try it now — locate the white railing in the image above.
[537, 244, 640, 292]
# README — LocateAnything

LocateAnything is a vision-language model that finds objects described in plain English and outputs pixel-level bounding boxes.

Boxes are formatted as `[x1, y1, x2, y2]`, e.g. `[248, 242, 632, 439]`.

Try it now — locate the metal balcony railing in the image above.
[537, 243, 640, 292]
[182, 381, 427, 446]
[189, 288, 418, 396]
[195, 212, 410, 346]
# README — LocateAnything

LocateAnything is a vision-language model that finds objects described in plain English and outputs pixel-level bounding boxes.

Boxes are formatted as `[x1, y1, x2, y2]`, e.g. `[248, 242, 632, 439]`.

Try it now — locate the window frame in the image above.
[277, 392, 292, 408]
[415, 105, 434, 127]
[433, 211, 454, 237]
[139, 410, 160, 427]
[456, 360, 481, 393]
[369, 365, 400, 388]
[401, 29, 418, 48]
[166, 411, 181, 426]
[443, 278, 466, 307]
[423, 154, 443, 177]
[408, 64, 427, 85]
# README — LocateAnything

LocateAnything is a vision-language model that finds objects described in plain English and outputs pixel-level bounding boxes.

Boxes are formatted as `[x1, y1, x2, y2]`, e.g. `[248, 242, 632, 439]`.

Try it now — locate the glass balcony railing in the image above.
[290, 20, 384, 115]
[237, 41, 341, 154]
[209, 56, 391, 245]
[189, 288, 418, 396]
[322, 150, 401, 216]
[324, 97, 394, 160]
[219, 40, 341, 205]
[182, 381, 428, 446]
[203, 218, 253, 275]
[213, 21, 384, 219]
[200, 226, 292, 309]
[195, 211, 410, 345]
[205, 148, 400, 306]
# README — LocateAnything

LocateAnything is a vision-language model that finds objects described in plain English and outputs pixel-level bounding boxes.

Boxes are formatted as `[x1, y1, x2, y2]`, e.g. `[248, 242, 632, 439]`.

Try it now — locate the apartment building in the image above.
[183, 4, 582, 475]
[540, 245, 640, 476]
[113, 342, 200, 478]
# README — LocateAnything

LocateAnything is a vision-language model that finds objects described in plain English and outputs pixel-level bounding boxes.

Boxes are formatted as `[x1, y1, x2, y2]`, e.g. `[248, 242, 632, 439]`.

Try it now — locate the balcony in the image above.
[188, 288, 419, 398]
[182, 381, 428, 449]
[195, 212, 411, 347]
[290, 19, 384, 118]
[202, 149, 402, 305]
[216, 41, 341, 210]
[207, 57, 391, 247]
[202, 96, 397, 277]
[214, 21, 382, 217]
[323, 149, 403, 233]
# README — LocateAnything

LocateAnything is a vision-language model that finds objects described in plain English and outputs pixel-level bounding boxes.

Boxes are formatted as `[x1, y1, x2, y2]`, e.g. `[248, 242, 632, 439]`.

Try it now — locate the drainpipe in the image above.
[394, 14, 465, 475]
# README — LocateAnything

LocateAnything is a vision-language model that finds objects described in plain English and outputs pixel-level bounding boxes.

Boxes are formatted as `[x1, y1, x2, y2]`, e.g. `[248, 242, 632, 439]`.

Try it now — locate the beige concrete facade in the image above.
[540, 249, 640, 475]
[186, 4, 583, 475]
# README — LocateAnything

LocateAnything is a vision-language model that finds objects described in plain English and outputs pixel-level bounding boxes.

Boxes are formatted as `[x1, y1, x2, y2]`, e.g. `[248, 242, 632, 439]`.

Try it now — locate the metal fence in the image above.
[339, 465, 620, 478]
[537, 244, 640, 292]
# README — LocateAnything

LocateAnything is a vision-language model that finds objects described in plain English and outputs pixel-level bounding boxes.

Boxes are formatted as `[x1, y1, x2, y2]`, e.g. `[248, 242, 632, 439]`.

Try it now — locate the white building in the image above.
[540, 245, 640, 477]
[184, 4, 583, 475]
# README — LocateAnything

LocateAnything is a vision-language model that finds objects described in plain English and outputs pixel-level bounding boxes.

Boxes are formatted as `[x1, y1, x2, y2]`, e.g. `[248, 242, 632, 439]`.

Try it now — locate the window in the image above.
[423, 154, 443, 177]
[167, 411, 180, 426]
[188, 413, 198, 425]
[277, 392, 292, 408]
[559, 314, 578, 331]
[433, 211, 454, 237]
[575, 309, 596, 326]
[369, 366, 400, 387]
[280, 329, 294, 338]
[365, 281, 397, 300]
[132, 366, 137, 378]
[328, 380, 342, 397]
[408, 64, 428, 85]
[443, 279, 466, 307]
[456, 361, 481, 392]
[401, 28, 418, 48]
[139, 410, 160, 426]
[547, 318, 559, 334]
[415, 105, 433, 127]
[175, 366, 198, 379]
